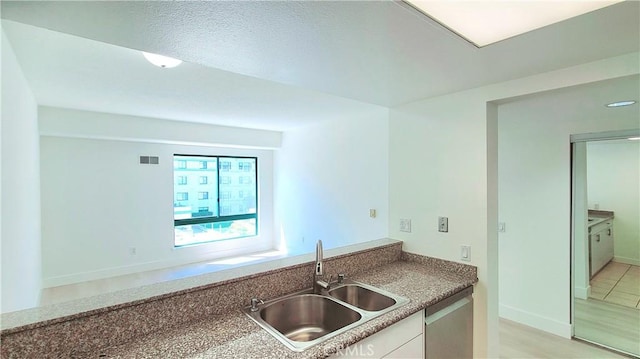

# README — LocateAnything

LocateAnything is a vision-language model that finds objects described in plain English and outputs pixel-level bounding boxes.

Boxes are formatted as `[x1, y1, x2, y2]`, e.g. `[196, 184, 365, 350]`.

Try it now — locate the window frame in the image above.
[173, 154, 259, 246]
[176, 192, 189, 201]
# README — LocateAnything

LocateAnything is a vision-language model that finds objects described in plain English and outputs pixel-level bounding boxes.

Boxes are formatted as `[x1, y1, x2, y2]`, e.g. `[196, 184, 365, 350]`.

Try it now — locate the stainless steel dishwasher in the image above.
[425, 286, 474, 359]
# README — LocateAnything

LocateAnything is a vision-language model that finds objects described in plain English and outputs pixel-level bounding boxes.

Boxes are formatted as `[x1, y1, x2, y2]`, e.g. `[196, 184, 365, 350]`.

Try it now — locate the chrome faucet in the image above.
[314, 240, 331, 293]
[250, 298, 264, 312]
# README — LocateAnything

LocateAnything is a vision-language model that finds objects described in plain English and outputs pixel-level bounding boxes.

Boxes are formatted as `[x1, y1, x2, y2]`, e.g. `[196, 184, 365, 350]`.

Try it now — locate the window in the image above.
[176, 176, 187, 185]
[220, 161, 231, 171]
[173, 155, 258, 247]
[239, 161, 252, 171]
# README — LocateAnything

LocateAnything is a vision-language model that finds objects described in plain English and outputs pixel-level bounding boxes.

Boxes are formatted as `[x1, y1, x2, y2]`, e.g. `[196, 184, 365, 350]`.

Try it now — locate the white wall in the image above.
[39, 107, 279, 287]
[1, 29, 42, 313]
[390, 93, 496, 358]
[497, 82, 639, 337]
[274, 110, 390, 256]
[389, 52, 639, 357]
[587, 140, 640, 265]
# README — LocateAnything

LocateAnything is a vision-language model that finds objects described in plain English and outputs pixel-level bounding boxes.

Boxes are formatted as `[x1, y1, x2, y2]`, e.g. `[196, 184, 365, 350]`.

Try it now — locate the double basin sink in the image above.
[243, 279, 409, 351]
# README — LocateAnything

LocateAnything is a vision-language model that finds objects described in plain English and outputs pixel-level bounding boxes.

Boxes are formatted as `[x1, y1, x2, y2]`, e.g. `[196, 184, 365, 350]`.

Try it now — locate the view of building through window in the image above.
[173, 155, 257, 246]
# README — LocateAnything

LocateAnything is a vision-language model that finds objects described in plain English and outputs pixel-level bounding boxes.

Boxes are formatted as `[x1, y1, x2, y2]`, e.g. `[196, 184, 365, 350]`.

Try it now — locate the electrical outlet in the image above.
[129, 247, 137, 256]
[400, 219, 412, 233]
[460, 245, 471, 261]
[438, 217, 448, 232]
[369, 209, 377, 218]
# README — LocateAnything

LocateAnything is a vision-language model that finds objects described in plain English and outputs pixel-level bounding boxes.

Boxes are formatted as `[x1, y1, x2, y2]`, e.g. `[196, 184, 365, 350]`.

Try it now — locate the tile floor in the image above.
[589, 261, 640, 309]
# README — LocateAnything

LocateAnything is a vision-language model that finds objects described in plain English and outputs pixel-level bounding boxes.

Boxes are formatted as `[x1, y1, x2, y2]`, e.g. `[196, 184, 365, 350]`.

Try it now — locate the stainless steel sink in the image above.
[328, 284, 396, 311]
[243, 280, 409, 351]
[259, 293, 362, 342]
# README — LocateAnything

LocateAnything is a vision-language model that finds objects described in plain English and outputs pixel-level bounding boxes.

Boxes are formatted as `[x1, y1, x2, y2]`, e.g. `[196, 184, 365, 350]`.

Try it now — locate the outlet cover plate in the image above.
[400, 219, 412, 233]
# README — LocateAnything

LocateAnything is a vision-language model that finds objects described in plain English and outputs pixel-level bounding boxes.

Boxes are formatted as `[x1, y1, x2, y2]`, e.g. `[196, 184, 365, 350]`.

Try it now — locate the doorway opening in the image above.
[570, 129, 640, 357]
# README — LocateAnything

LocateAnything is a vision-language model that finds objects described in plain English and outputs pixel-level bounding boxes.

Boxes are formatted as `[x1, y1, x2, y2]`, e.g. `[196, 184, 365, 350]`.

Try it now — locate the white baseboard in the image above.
[614, 256, 640, 266]
[574, 285, 590, 300]
[499, 304, 571, 338]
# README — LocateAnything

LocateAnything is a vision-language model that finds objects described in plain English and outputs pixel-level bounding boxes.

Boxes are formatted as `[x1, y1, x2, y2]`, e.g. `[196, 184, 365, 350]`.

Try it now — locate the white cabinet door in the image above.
[590, 220, 614, 277]
[329, 311, 423, 359]
[603, 223, 614, 262]
[383, 334, 423, 359]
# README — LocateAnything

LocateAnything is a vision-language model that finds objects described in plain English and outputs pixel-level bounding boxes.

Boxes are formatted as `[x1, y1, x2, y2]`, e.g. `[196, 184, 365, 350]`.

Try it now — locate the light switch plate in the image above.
[438, 217, 448, 232]
[461, 245, 471, 261]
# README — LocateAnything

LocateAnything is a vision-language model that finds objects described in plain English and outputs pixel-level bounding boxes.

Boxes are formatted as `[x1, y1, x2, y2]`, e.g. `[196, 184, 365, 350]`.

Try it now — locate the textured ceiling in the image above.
[1, 1, 639, 130]
[2, 20, 386, 131]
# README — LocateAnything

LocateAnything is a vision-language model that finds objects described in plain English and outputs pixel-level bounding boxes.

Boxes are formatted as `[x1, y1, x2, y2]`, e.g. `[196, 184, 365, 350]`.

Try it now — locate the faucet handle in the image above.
[250, 298, 264, 312]
[337, 273, 345, 283]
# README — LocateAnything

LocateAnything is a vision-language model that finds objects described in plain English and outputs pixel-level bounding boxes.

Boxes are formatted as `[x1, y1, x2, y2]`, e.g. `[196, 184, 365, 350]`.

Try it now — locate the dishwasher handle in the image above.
[425, 296, 471, 325]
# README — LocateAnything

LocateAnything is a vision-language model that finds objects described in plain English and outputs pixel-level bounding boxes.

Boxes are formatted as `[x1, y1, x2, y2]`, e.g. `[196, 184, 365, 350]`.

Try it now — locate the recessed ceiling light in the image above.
[142, 52, 183, 68]
[403, 0, 623, 47]
[606, 100, 637, 108]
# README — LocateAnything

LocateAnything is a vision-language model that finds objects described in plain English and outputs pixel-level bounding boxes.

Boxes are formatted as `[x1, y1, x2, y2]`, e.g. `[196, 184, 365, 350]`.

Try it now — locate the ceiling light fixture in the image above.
[403, 0, 623, 47]
[606, 100, 637, 108]
[628, 137, 640, 141]
[142, 52, 182, 68]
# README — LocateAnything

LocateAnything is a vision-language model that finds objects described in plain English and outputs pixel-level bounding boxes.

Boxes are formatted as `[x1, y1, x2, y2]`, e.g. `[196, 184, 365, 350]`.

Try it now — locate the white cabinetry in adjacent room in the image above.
[589, 218, 614, 278]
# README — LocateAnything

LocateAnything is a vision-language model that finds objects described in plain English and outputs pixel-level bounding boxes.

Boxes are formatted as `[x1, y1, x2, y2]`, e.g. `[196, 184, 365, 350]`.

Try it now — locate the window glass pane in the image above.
[174, 219, 257, 246]
[173, 155, 258, 248]
[173, 155, 218, 220]
[218, 158, 257, 216]
[176, 176, 187, 185]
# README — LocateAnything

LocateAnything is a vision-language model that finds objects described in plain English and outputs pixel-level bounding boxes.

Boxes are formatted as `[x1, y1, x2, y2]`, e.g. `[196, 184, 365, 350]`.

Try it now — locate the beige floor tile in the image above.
[604, 291, 640, 308]
[591, 285, 613, 293]
[626, 270, 640, 277]
[620, 278, 640, 285]
[591, 280, 616, 291]
[594, 271, 625, 281]
[601, 262, 630, 273]
[589, 291, 608, 301]
[614, 282, 640, 295]
[591, 277, 619, 286]
[625, 264, 640, 272]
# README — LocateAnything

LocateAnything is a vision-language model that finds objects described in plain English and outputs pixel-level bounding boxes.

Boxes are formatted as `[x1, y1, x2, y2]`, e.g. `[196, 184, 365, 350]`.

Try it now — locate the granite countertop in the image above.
[588, 209, 614, 228]
[99, 259, 477, 359]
